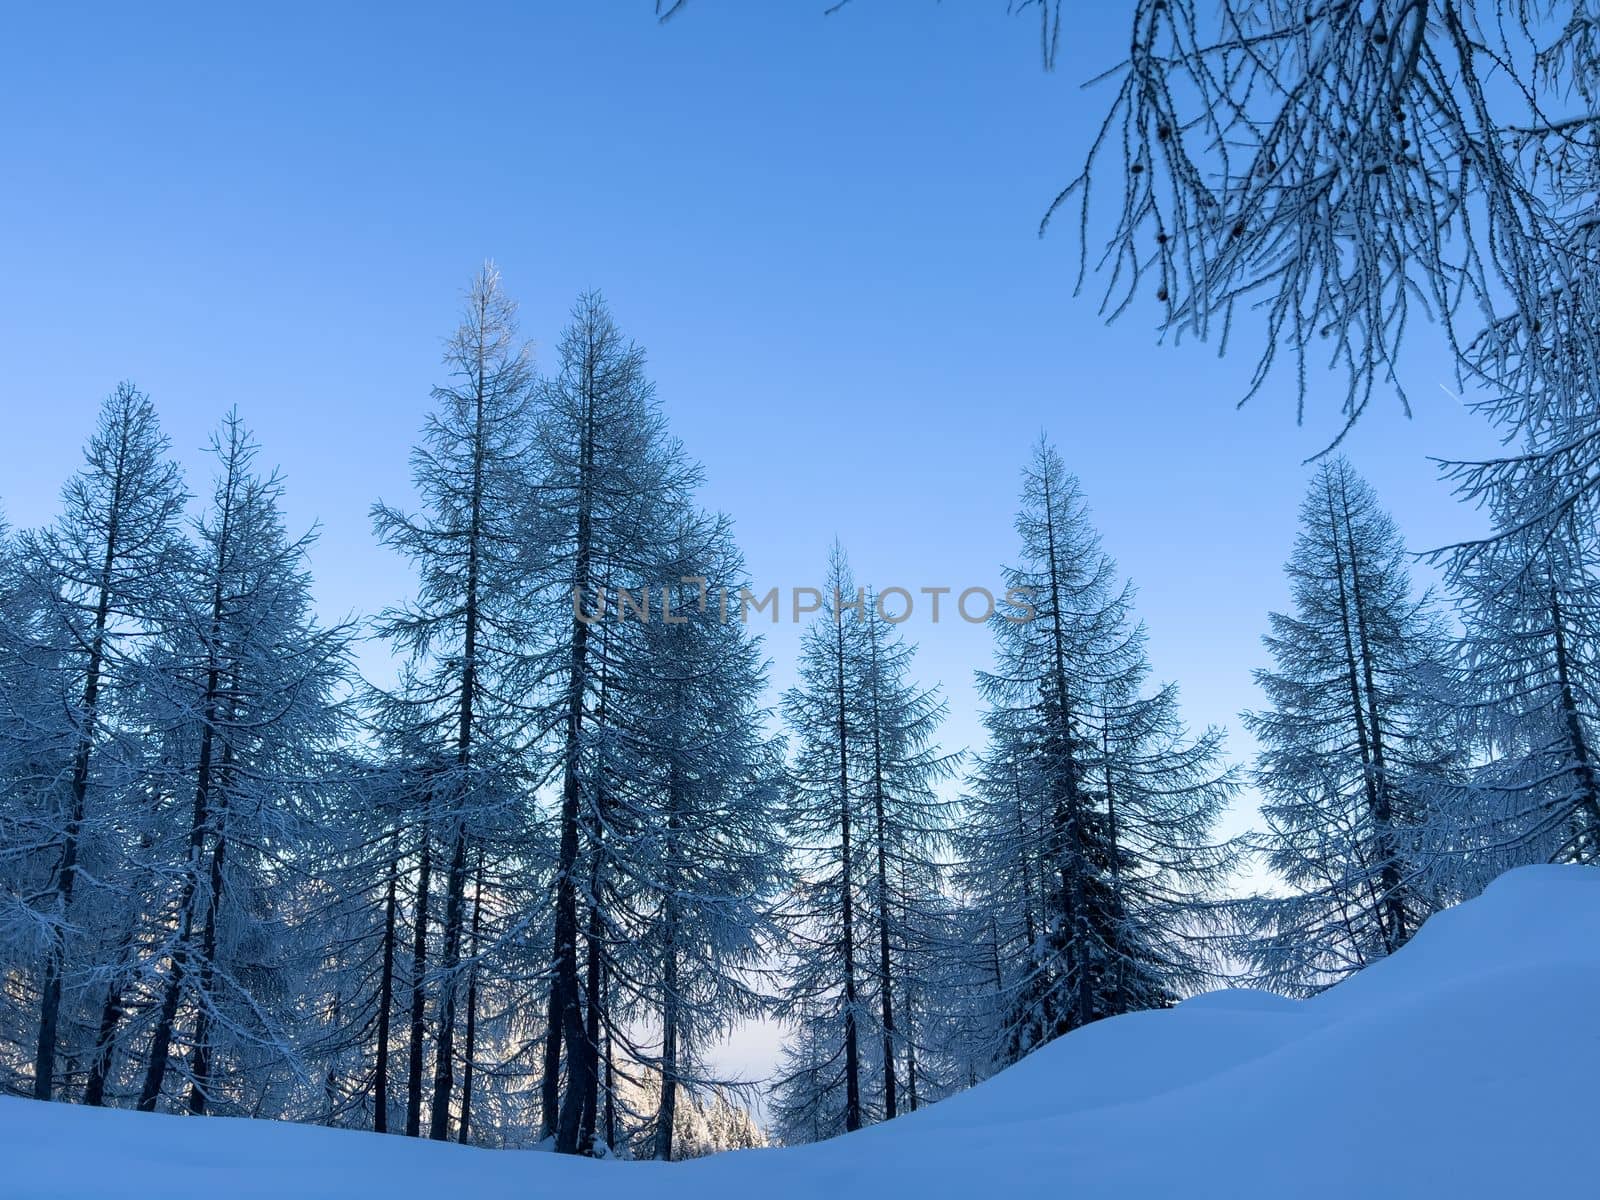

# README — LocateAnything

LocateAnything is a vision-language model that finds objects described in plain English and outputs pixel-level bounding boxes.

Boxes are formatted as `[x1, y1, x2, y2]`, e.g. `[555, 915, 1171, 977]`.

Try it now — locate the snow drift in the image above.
[6, 865, 1598, 1199]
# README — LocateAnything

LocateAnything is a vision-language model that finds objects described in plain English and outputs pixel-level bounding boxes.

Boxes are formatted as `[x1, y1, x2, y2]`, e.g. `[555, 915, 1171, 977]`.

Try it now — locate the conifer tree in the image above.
[370, 263, 540, 1139]
[1240, 457, 1457, 993]
[133, 412, 351, 1114]
[13, 384, 187, 1101]
[962, 437, 1235, 1066]
[775, 547, 953, 1138]
[0, 515, 81, 1094]
[974, 438, 1138, 1038]
[604, 515, 784, 1161]
[777, 545, 871, 1137]
[852, 596, 955, 1122]
[525, 290, 699, 1154]
[1439, 478, 1600, 883]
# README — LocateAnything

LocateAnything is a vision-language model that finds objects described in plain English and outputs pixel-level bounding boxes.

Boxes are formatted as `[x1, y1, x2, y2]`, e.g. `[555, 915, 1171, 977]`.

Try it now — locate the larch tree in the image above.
[524, 290, 700, 1154]
[775, 546, 956, 1140]
[1089, 648, 1239, 1011]
[371, 262, 541, 1141]
[656, 3, 1600, 553]
[1439, 474, 1600, 884]
[13, 384, 187, 1102]
[607, 514, 785, 1162]
[1240, 457, 1458, 994]
[851, 595, 956, 1123]
[777, 543, 872, 1138]
[961, 437, 1236, 1068]
[133, 412, 351, 1115]
[974, 437, 1139, 1040]
[952, 705, 1061, 1067]
[0, 513, 82, 1093]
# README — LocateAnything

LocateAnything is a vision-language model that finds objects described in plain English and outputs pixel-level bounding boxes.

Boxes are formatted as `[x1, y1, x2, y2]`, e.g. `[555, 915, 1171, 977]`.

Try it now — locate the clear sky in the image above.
[0, 2, 1506, 1089]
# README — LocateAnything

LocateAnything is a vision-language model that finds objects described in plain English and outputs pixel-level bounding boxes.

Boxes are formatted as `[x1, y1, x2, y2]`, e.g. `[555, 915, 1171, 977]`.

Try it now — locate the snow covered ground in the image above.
[6, 865, 1598, 1199]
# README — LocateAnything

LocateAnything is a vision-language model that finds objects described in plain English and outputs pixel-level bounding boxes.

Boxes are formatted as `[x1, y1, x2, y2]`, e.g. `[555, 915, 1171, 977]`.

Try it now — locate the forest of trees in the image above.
[2, 0, 1596, 1171]
[3, 266, 1597, 1157]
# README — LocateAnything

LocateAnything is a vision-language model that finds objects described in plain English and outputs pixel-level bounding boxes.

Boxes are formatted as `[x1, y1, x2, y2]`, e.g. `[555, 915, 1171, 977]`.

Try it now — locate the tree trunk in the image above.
[374, 831, 401, 1133]
[82, 972, 125, 1107]
[539, 978, 563, 1141]
[552, 370, 599, 1155]
[579, 898, 603, 1152]
[137, 668, 225, 1111]
[428, 822, 470, 1139]
[457, 853, 483, 1145]
[1101, 712, 1130, 1014]
[866, 619, 898, 1121]
[903, 979, 920, 1113]
[603, 972, 616, 1153]
[1550, 587, 1600, 856]
[185, 803, 230, 1115]
[655, 924, 679, 1161]
[1039, 469, 1094, 1030]
[834, 611, 862, 1133]
[429, 352, 489, 1142]
[405, 809, 433, 1138]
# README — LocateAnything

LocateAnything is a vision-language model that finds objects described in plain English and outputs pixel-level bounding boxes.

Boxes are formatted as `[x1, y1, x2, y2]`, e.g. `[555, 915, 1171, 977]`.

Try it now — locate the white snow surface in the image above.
[6, 865, 1599, 1199]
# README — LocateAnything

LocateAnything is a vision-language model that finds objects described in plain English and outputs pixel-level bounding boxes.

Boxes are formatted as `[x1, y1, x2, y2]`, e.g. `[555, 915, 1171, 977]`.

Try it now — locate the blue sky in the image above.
[0, 2, 1506, 1086]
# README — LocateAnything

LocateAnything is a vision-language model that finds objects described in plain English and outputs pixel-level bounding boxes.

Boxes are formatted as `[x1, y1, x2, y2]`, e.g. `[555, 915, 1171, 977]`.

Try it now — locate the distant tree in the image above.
[1240, 458, 1459, 993]
[961, 437, 1235, 1065]
[776, 544, 873, 1137]
[614, 1064, 769, 1159]
[852, 595, 956, 1122]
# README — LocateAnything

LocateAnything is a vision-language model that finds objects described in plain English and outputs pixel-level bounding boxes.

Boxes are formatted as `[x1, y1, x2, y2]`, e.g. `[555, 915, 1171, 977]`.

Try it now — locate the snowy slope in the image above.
[7, 865, 1599, 1200]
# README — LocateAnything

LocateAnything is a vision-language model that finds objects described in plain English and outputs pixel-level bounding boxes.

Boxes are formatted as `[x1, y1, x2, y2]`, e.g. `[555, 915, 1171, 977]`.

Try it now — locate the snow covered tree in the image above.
[952, 710, 1055, 1067]
[1438, 475, 1600, 884]
[776, 545, 873, 1138]
[7, 384, 188, 1102]
[523, 290, 701, 1154]
[266, 750, 412, 1132]
[0, 514, 82, 1094]
[370, 263, 541, 1140]
[961, 437, 1236, 1066]
[976, 439, 1137, 1038]
[130, 412, 352, 1116]
[1240, 458, 1458, 993]
[1089, 655, 1239, 1011]
[598, 514, 785, 1161]
[775, 545, 954, 1139]
[771, 998, 845, 1147]
[851, 595, 956, 1122]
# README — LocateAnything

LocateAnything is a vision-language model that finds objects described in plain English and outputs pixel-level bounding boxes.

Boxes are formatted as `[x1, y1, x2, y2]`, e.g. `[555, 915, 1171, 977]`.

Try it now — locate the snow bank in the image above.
[7, 865, 1598, 1199]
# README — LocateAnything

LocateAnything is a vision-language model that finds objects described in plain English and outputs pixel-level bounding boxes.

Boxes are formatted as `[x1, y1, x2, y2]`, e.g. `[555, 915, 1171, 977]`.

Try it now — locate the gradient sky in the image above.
[0, 2, 1507, 1089]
